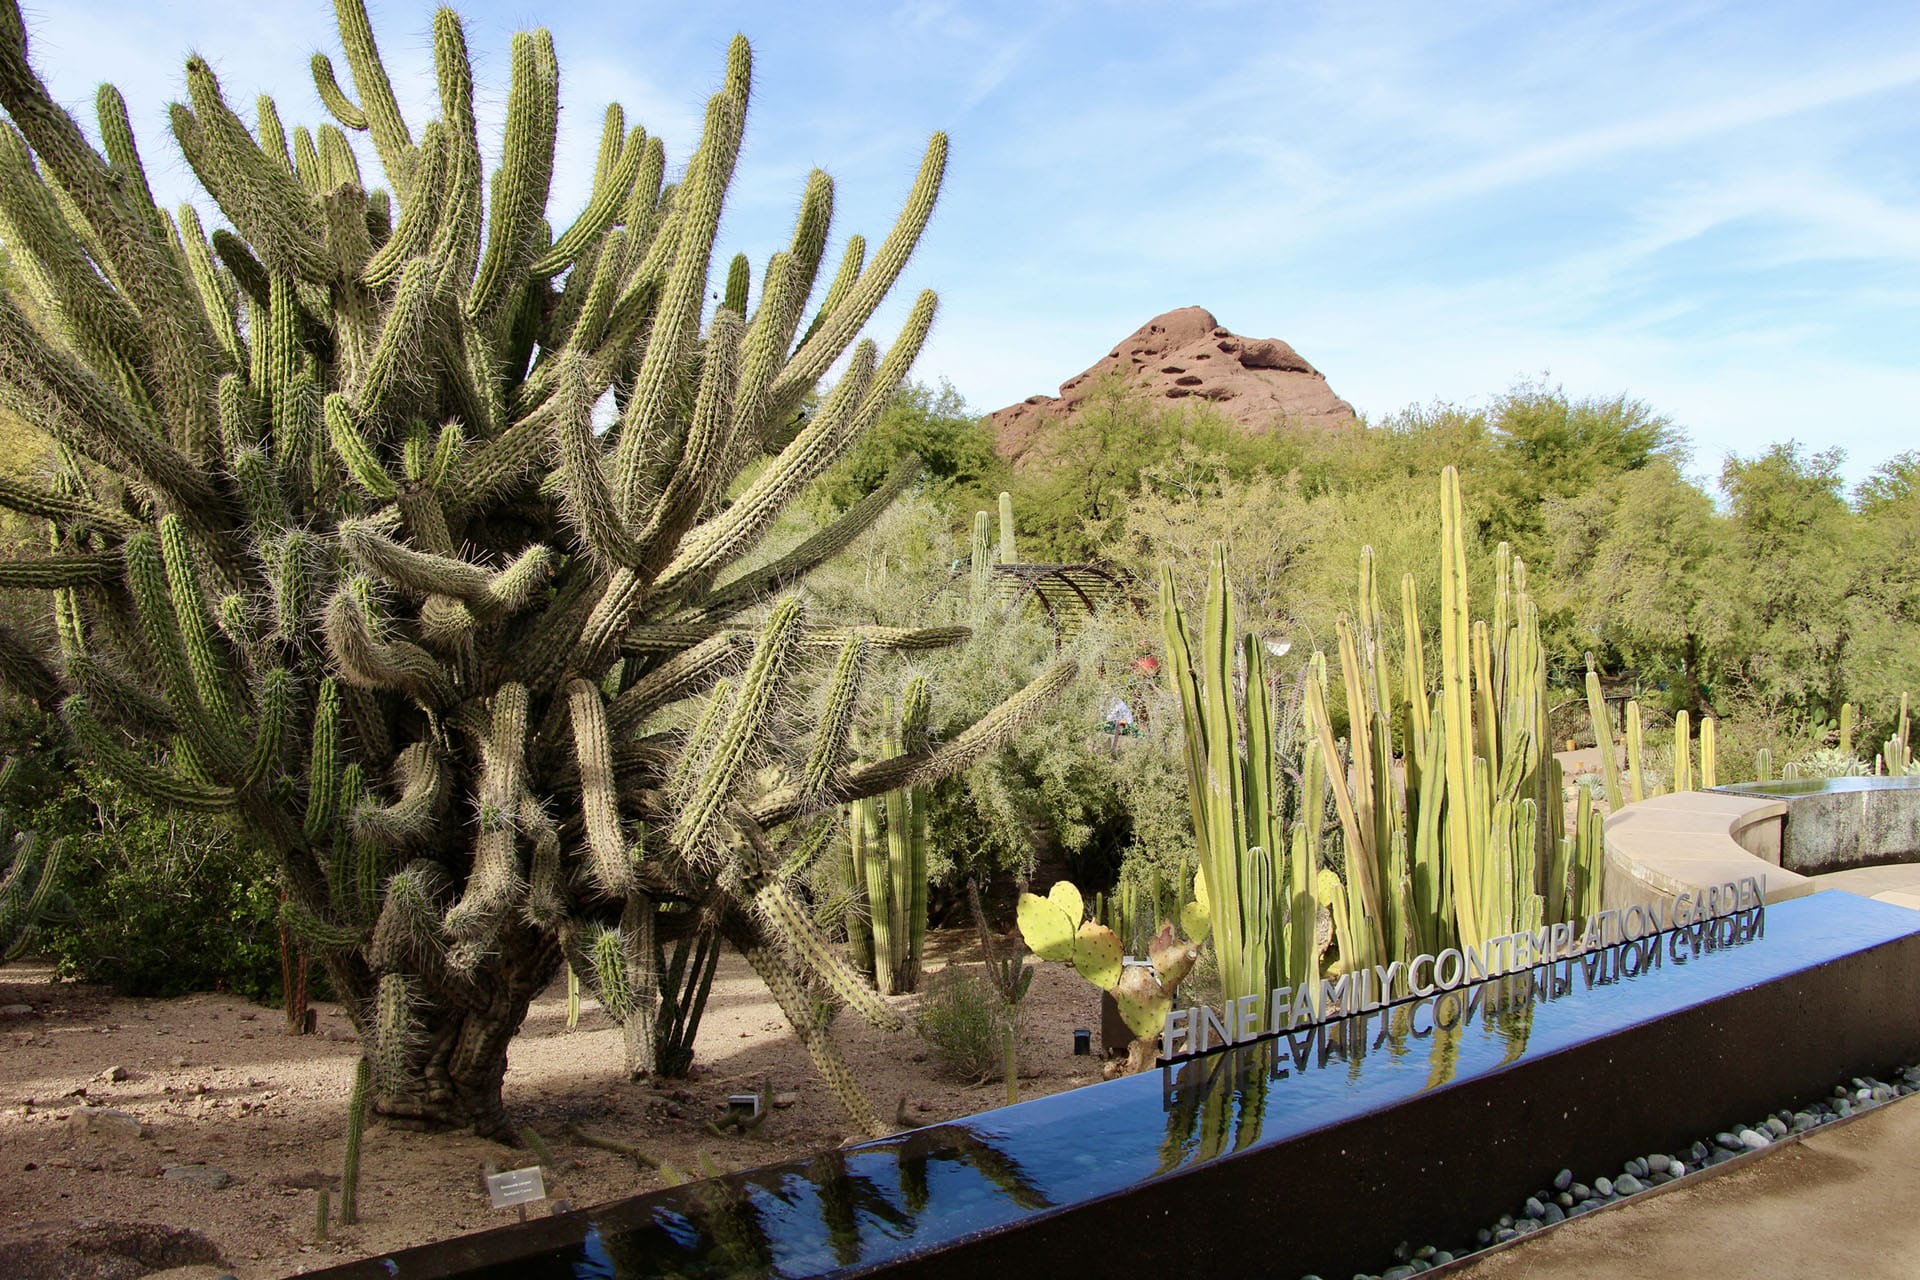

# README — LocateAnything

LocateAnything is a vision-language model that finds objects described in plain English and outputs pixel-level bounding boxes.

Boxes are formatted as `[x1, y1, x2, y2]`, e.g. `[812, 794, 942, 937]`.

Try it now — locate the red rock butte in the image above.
[987, 306, 1358, 465]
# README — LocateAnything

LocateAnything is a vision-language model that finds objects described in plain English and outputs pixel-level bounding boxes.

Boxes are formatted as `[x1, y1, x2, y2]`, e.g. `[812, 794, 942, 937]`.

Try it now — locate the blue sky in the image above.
[20, 0, 1920, 489]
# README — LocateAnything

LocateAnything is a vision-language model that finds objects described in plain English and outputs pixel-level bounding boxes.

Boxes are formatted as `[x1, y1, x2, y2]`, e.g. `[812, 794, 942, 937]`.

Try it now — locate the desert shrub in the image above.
[916, 967, 1012, 1084]
[1788, 747, 1867, 780]
[34, 773, 284, 1002]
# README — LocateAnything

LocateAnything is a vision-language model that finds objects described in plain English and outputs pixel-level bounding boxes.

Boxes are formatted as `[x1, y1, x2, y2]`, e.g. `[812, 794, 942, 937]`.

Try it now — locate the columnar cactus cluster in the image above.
[0, 0, 1069, 1135]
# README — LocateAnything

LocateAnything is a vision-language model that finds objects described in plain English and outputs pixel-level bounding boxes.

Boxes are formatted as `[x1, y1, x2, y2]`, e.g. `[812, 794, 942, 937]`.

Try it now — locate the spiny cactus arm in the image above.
[240, 667, 292, 787]
[0, 478, 139, 541]
[443, 684, 531, 948]
[176, 206, 245, 371]
[310, 52, 368, 131]
[265, 102, 297, 176]
[304, 677, 342, 842]
[772, 133, 945, 407]
[179, 58, 334, 284]
[65, 654, 178, 736]
[621, 622, 967, 655]
[362, 122, 448, 289]
[157, 514, 238, 726]
[95, 83, 157, 212]
[319, 124, 361, 187]
[0, 553, 120, 587]
[324, 394, 400, 500]
[322, 583, 454, 706]
[426, 8, 482, 295]
[751, 872, 902, 1032]
[672, 596, 804, 858]
[123, 531, 237, 768]
[63, 695, 237, 811]
[658, 292, 933, 602]
[689, 453, 921, 624]
[605, 631, 752, 736]
[468, 28, 558, 326]
[752, 659, 1077, 827]
[784, 169, 834, 305]
[727, 252, 807, 448]
[325, 0, 415, 196]
[338, 517, 490, 599]
[797, 234, 865, 351]
[568, 678, 638, 897]
[351, 740, 448, 849]
[728, 915, 889, 1138]
[349, 256, 439, 422]
[0, 290, 219, 514]
[722, 253, 750, 315]
[635, 308, 744, 565]
[0, 3, 220, 451]
[0, 623, 59, 706]
[611, 77, 748, 516]
[367, 858, 450, 971]
[0, 829, 63, 961]
[552, 351, 640, 566]
[0, 124, 148, 369]
[802, 638, 866, 797]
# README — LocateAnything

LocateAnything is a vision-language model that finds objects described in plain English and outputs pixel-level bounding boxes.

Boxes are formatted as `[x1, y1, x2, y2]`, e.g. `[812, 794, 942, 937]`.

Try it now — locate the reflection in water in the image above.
[371, 897, 1903, 1280]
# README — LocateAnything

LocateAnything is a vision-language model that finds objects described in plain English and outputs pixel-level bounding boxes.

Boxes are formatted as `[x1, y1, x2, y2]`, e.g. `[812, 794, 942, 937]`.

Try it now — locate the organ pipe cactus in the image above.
[849, 679, 932, 995]
[0, 0, 1071, 1136]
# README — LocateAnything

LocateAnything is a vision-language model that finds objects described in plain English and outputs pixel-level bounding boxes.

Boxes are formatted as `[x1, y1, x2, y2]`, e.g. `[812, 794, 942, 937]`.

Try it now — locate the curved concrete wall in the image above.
[1605, 777, 1920, 915]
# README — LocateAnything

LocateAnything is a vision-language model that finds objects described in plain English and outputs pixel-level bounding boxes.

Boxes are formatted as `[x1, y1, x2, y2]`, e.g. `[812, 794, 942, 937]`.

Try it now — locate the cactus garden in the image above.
[0, 0, 1915, 1274]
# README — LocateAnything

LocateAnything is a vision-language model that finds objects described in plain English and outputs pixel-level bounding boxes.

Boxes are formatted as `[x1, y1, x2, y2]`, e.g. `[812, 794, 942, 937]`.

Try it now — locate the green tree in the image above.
[814, 379, 1006, 516]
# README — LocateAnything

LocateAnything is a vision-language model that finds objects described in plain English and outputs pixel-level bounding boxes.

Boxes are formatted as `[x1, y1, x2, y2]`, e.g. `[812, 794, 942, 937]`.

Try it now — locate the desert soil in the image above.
[0, 929, 1102, 1279]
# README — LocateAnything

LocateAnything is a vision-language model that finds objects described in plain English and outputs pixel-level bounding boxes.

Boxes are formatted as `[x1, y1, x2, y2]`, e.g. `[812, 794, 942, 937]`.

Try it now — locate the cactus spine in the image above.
[0, 2, 1072, 1136]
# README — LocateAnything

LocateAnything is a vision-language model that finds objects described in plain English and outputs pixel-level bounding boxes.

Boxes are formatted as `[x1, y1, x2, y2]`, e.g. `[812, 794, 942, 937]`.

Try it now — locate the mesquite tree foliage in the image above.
[0, 0, 1071, 1137]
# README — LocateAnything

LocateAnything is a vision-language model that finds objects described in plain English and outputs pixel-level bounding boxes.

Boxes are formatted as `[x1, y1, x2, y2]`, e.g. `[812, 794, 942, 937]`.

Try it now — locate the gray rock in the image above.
[1689, 1141, 1709, 1162]
[1714, 1131, 1742, 1151]
[1431, 1252, 1454, 1266]
[1836, 1098, 1854, 1117]
[1556, 1192, 1574, 1209]
[161, 1164, 235, 1190]
[1494, 1228, 1518, 1243]
[0, 1003, 32, 1017]
[1552, 1167, 1573, 1192]
[1624, 1157, 1648, 1179]
[1669, 1160, 1686, 1178]
[1384, 1267, 1416, 1280]
[69, 1108, 146, 1139]
[1541, 1203, 1566, 1225]
[1570, 1183, 1591, 1202]
[1614, 1174, 1644, 1195]
[1523, 1197, 1546, 1220]
[1593, 1176, 1613, 1197]
[1648, 1153, 1671, 1174]
[95, 1066, 128, 1084]
[1765, 1116, 1788, 1138]
[1872, 1085, 1894, 1102]
[1739, 1128, 1769, 1151]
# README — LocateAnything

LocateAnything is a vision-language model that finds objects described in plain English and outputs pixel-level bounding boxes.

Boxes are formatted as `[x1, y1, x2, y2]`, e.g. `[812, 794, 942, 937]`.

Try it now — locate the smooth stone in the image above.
[1739, 1129, 1770, 1151]
[1689, 1141, 1710, 1162]
[1836, 1099, 1854, 1117]
[1541, 1203, 1566, 1225]
[70, 1108, 147, 1138]
[1594, 1176, 1613, 1197]
[1873, 1085, 1895, 1102]
[1765, 1117, 1788, 1138]
[1476, 1228, 1492, 1246]
[1494, 1228, 1518, 1243]
[1514, 1221, 1538, 1236]
[1670, 1160, 1687, 1177]
[1715, 1132, 1742, 1151]
[1384, 1268, 1416, 1280]
[1431, 1253, 1454, 1266]
[1524, 1197, 1546, 1220]
[1556, 1192, 1574, 1209]
[1575, 1198, 1604, 1215]
[162, 1163, 235, 1190]
[1624, 1157, 1648, 1179]
[1410, 1263, 1431, 1275]
[1614, 1174, 1644, 1195]
[1552, 1168, 1573, 1192]
[1648, 1153, 1672, 1174]
[1415, 1247, 1436, 1261]
[1570, 1183, 1592, 1202]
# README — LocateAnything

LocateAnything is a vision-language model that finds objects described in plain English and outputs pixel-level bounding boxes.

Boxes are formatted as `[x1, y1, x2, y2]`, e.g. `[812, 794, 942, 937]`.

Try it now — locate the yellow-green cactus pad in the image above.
[1016, 889, 1077, 963]
[1047, 880, 1083, 929]
[1113, 963, 1171, 1040]
[1071, 920, 1123, 991]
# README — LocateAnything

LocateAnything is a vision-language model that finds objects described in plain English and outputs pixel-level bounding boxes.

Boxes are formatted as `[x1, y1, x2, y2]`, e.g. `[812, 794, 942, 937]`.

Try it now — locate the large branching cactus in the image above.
[0, 0, 1070, 1136]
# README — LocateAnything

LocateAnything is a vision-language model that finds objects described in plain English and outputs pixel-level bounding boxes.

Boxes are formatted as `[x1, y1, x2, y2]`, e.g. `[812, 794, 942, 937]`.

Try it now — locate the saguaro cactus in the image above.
[0, 0, 1070, 1136]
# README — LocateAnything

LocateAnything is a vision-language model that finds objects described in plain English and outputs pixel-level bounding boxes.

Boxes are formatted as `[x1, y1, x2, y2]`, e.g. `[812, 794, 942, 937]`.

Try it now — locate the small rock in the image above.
[1594, 1176, 1613, 1198]
[1494, 1228, 1518, 1244]
[1765, 1116, 1788, 1138]
[1648, 1153, 1671, 1174]
[1670, 1160, 1686, 1177]
[1624, 1157, 1647, 1179]
[772, 1092, 800, 1109]
[1836, 1098, 1854, 1117]
[1541, 1203, 1566, 1225]
[98, 1066, 129, 1083]
[1552, 1167, 1572, 1192]
[1614, 1174, 1644, 1195]
[1431, 1252, 1454, 1266]
[1556, 1192, 1574, 1209]
[1523, 1197, 1546, 1220]
[162, 1164, 236, 1190]
[1570, 1183, 1591, 1202]
[1689, 1141, 1709, 1163]
[1872, 1085, 1895, 1103]
[71, 1108, 148, 1139]
[1715, 1131, 1742, 1151]
[168, 1056, 189, 1069]
[1384, 1267, 1416, 1280]
[1739, 1129, 1769, 1151]
[0, 1003, 33, 1017]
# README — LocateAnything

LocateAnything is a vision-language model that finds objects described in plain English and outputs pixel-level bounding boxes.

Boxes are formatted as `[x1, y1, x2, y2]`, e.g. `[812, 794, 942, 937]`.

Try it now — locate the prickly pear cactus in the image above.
[0, 0, 1072, 1136]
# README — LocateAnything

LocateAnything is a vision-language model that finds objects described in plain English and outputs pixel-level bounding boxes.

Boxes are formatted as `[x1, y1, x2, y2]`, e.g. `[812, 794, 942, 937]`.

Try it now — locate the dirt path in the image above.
[0, 930, 1102, 1278]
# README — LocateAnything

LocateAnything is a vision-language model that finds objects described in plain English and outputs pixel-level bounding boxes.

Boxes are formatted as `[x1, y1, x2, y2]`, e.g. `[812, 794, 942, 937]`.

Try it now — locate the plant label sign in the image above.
[487, 1166, 547, 1212]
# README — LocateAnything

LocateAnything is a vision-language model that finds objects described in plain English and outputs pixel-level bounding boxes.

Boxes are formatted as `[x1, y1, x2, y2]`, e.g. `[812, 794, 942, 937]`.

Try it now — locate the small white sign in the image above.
[486, 1165, 547, 1210]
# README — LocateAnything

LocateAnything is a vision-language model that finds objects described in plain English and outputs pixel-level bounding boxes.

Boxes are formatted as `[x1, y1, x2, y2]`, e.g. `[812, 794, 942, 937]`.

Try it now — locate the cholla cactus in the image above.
[0, 0, 1069, 1136]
